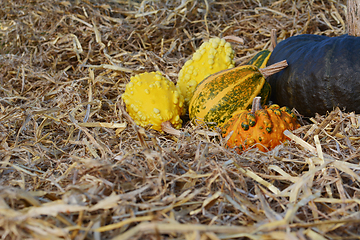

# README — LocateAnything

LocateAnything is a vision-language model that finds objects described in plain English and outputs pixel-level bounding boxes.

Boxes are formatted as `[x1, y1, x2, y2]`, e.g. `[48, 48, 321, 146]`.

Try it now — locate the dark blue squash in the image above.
[267, 34, 360, 116]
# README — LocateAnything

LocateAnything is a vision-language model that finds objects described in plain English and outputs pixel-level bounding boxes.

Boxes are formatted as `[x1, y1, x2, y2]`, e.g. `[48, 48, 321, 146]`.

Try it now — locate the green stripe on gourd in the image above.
[246, 50, 272, 68]
[246, 49, 272, 106]
[189, 60, 288, 128]
[189, 65, 266, 127]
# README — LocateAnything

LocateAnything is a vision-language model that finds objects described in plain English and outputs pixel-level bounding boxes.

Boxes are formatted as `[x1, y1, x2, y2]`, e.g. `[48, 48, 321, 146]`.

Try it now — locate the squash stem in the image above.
[161, 121, 181, 138]
[347, 0, 360, 36]
[223, 35, 244, 45]
[251, 97, 262, 114]
[269, 29, 277, 51]
[259, 60, 288, 78]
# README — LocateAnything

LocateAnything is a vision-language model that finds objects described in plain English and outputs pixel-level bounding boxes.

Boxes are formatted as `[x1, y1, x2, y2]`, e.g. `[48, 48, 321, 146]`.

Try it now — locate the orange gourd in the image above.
[222, 97, 300, 152]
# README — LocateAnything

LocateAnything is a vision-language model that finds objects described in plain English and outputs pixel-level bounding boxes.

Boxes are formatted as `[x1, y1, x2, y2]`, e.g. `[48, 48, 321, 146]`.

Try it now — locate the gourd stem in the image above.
[347, 0, 360, 36]
[223, 35, 244, 45]
[269, 29, 277, 51]
[251, 97, 262, 114]
[259, 60, 288, 78]
[161, 121, 181, 138]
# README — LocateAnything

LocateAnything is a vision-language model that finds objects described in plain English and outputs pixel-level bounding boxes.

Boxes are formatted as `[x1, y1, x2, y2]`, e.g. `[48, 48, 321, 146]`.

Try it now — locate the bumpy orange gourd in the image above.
[222, 97, 300, 152]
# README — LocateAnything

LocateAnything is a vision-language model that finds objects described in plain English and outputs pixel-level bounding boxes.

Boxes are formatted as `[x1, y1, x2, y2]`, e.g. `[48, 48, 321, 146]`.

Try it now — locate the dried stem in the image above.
[259, 60, 288, 78]
[269, 29, 277, 51]
[251, 97, 262, 114]
[347, 0, 360, 36]
[223, 35, 245, 45]
[161, 121, 181, 138]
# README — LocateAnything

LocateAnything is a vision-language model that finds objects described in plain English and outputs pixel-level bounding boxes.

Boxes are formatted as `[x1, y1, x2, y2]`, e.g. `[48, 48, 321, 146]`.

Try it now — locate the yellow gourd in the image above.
[177, 37, 235, 106]
[122, 72, 184, 132]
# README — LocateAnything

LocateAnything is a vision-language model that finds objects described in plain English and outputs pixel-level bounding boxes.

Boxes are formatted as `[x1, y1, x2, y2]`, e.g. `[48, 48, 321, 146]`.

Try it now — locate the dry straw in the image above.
[1, 0, 359, 239]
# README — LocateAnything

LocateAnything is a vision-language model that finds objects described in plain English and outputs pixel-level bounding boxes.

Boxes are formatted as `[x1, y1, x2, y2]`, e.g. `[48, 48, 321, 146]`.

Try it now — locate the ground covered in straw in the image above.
[1, 0, 360, 239]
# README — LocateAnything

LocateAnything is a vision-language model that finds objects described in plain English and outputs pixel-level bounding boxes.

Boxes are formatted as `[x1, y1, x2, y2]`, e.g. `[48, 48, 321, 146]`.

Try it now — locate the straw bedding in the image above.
[1, 0, 360, 239]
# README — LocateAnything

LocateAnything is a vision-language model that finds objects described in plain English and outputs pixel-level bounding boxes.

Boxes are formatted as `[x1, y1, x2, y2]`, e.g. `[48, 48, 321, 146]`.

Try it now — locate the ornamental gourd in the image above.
[246, 49, 272, 106]
[267, 34, 360, 116]
[177, 37, 235, 106]
[122, 72, 184, 132]
[222, 97, 300, 152]
[188, 60, 287, 128]
[246, 49, 272, 69]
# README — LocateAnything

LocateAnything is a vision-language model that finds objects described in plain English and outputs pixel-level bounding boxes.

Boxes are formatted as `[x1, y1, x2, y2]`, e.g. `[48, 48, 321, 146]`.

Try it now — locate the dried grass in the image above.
[1, 0, 360, 239]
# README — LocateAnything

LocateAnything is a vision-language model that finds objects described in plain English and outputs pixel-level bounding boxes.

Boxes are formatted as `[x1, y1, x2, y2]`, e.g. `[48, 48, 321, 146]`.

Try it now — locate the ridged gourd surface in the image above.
[189, 65, 265, 127]
[267, 34, 360, 116]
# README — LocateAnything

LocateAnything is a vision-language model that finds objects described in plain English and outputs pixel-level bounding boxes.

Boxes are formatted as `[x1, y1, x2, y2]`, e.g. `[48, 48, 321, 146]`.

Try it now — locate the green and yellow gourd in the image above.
[177, 37, 235, 107]
[122, 72, 184, 132]
[246, 49, 271, 68]
[188, 60, 287, 128]
[246, 49, 272, 104]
